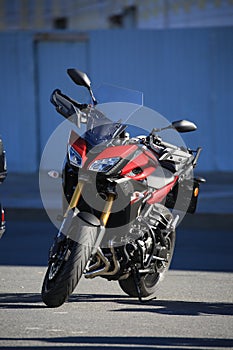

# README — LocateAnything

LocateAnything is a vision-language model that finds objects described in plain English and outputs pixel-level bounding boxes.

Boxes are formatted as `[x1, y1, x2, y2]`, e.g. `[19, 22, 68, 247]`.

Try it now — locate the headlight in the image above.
[89, 157, 120, 173]
[68, 145, 82, 167]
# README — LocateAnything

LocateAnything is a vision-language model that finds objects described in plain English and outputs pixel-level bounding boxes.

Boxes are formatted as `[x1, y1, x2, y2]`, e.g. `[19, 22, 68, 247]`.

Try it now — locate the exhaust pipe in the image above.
[85, 243, 120, 279]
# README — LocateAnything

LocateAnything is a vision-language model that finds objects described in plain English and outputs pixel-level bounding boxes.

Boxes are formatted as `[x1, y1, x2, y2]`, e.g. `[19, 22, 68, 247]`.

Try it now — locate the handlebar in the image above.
[51, 89, 88, 119]
[50, 89, 89, 127]
[149, 133, 202, 171]
[149, 134, 179, 152]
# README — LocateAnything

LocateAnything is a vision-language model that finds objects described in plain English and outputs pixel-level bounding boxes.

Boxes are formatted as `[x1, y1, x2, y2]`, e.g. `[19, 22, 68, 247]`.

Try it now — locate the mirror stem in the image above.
[152, 125, 171, 133]
[89, 88, 97, 105]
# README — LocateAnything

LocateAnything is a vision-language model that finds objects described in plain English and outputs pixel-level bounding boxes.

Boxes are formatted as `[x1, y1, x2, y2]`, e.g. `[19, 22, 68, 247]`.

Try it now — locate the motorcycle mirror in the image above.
[67, 68, 91, 89]
[171, 120, 197, 133]
[67, 68, 97, 105]
[152, 120, 197, 134]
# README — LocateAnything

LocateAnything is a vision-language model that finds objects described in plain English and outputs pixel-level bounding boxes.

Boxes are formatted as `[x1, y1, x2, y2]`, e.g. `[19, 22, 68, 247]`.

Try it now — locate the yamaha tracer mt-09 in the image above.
[41, 68, 204, 307]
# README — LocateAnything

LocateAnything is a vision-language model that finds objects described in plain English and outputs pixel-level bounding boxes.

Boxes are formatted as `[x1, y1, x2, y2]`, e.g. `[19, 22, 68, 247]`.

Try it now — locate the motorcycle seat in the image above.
[147, 166, 175, 189]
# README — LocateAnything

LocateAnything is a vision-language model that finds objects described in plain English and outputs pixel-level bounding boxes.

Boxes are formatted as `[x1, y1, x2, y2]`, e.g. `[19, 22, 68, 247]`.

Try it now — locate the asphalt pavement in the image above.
[0, 220, 233, 349]
[0, 266, 232, 349]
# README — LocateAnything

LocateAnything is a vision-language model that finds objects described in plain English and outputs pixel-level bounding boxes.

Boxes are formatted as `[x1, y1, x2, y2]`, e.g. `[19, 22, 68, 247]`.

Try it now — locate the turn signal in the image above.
[194, 187, 199, 197]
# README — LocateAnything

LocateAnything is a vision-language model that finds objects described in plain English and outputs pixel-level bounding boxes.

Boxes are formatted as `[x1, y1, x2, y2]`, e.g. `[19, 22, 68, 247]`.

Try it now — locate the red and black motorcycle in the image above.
[41, 68, 204, 307]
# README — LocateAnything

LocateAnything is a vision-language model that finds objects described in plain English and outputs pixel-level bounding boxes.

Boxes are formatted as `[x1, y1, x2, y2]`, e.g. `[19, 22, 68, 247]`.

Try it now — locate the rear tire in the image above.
[119, 206, 176, 298]
[119, 230, 175, 298]
[41, 216, 98, 307]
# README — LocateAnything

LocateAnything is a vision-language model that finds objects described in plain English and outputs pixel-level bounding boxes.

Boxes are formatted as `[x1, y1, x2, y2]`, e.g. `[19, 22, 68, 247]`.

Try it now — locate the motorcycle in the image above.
[41, 68, 204, 307]
[0, 136, 6, 238]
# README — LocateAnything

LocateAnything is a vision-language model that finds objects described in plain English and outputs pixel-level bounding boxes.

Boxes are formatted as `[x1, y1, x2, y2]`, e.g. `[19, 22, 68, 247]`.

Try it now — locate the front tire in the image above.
[41, 216, 98, 307]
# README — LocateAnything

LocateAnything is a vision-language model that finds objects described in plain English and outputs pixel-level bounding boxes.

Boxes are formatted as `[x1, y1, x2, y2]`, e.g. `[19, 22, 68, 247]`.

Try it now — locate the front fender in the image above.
[77, 211, 100, 227]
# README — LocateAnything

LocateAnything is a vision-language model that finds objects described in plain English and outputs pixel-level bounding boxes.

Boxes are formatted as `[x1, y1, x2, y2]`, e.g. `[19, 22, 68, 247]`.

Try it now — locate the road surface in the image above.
[0, 219, 232, 349]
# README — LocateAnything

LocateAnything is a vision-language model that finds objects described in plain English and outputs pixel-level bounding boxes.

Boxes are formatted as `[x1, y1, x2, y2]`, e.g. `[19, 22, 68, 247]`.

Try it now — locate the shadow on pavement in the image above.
[0, 293, 46, 309]
[0, 292, 232, 317]
[113, 299, 233, 316]
[0, 335, 232, 349]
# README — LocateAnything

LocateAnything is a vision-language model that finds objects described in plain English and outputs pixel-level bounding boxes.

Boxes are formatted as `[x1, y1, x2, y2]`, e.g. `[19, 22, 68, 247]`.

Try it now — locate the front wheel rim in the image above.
[48, 260, 64, 280]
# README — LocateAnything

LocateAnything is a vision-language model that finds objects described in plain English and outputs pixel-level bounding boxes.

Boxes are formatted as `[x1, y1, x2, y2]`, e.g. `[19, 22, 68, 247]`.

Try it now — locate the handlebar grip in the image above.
[159, 139, 179, 150]
[152, 135, 178, 151]
[51, 89, 75, 119]
[50, 89, 88, 120]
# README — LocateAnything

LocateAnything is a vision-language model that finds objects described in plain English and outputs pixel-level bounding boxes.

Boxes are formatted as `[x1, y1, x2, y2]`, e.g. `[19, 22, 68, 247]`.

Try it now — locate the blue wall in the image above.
[0, 32, 37, 172]
[0, 28, 232, 173]
[89, 28, 233, 172]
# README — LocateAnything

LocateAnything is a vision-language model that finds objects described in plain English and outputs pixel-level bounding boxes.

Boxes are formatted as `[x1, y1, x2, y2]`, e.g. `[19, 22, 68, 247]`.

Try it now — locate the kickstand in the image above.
[131, 264, 143, 303]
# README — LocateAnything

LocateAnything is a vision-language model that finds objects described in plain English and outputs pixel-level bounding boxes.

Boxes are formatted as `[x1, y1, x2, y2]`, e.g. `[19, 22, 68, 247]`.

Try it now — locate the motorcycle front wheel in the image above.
[41, 215, 98, 307]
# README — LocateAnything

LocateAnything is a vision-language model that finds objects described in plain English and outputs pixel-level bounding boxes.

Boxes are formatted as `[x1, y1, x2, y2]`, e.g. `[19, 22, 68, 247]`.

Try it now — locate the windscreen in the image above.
[83, 107, 127, 146]
[81, 84, 144, 145]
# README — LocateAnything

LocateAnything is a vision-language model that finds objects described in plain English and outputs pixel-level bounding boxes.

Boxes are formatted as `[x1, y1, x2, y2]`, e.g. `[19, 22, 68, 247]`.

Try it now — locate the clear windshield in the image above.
[95, 83, 143, 105]
[83, 107, 127, 146]
[88, 84, 185, 147]
[83, 84, 144, 145]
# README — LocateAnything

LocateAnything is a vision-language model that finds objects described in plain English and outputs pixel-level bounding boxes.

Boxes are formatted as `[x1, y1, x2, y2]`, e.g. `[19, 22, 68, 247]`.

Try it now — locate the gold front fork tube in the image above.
[100, 193, 115, 227]
[64, 181, 84, 217]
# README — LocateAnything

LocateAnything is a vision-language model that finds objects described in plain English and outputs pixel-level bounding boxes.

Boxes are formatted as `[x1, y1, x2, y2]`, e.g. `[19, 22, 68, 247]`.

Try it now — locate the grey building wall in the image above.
[1, 0, 233, 31]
